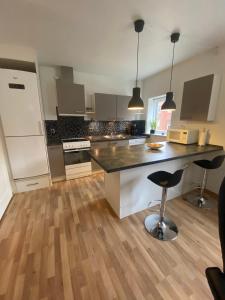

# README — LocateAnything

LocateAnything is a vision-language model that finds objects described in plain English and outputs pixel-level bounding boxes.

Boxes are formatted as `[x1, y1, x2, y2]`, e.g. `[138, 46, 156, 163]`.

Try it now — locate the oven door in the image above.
[63, 148, 90, 167]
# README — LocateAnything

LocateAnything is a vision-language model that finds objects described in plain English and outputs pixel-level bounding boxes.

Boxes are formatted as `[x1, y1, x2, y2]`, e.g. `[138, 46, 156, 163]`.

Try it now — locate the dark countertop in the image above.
[47, 135, 147, 146]
[89, 142, 223, 173]
[88, 135, 147, 143]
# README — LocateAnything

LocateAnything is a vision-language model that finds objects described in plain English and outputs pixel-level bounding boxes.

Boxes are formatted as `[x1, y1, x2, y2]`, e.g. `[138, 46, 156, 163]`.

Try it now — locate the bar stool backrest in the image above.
[212, 155, 225, 169]
[169, 169, 184, 187]
[218, 176, 225, 273]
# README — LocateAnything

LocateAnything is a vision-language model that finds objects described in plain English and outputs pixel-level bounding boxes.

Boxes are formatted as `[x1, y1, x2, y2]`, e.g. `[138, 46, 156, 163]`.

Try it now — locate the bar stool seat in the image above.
[144, 169, 184, 241]
[186, 155, 225, 208]
[194, 156, 225, 169]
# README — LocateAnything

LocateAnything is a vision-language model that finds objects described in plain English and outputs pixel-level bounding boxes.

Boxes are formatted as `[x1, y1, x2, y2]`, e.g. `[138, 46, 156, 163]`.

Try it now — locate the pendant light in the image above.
[128, 19, 145, 110]
[161, 32, 180, 111]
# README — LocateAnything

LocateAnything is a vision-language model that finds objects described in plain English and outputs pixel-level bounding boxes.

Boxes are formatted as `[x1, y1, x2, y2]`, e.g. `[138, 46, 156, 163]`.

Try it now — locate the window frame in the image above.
[146, 94, 171, 136]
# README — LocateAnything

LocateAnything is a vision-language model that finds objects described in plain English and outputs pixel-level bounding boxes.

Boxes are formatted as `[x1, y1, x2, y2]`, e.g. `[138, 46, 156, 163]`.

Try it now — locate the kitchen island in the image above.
[89, 142, 223, 218]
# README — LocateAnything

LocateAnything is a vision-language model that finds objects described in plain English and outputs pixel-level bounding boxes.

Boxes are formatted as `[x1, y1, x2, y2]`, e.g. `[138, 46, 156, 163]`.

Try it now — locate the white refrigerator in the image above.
[0, 68, 49, 191]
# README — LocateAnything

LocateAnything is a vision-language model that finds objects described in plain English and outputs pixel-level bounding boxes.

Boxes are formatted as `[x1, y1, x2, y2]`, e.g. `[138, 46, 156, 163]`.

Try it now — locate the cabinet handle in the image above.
[75, 110, 84, 113]
[26, 182, 39, 187]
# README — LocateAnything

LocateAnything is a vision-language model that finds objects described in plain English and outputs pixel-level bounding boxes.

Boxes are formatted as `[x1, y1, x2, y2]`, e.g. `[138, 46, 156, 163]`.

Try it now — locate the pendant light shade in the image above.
[128, 19, 145, 110]
[128, 87, 144, 110]
[161, 32, 180, 111]
[161, 92, 176, 110]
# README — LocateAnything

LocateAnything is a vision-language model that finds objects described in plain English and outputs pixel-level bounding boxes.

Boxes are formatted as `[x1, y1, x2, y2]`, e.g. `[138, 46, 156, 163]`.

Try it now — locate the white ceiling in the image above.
[1, 0, 225, 80]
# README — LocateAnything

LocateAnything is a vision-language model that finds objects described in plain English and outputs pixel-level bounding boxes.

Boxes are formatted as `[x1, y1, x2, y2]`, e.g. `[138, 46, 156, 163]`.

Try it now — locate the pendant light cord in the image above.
[136, 32, 139, 87]
[169, 42, 175, 91]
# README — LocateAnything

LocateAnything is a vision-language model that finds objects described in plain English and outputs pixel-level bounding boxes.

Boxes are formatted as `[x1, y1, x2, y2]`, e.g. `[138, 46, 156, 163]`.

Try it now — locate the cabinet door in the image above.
[94, 93, 117, 121]
[91, 159, 103, 173]
[56, 80, 85, 115]
[116, 95, 136, 121]
[129, 138, 146, 146]
[0, 69, 43, 136]
[47, 145, 65, 179]
[6, 136, 48, 179]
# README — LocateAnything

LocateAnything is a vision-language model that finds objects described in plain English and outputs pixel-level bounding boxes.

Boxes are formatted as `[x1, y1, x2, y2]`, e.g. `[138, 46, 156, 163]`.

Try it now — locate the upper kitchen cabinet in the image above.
[94, 93, 143, 121]
[94, 93, 117, 121]
[180, 74, 220, 121]
[117, 95, 136, 121]
[0, 69, 43, 136]
[56, 79, 85, 116]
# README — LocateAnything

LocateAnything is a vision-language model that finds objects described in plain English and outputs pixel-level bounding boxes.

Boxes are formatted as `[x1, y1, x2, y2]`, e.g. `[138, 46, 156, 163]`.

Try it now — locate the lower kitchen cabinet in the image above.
[91, 159, 103, 173]
[129, 138, 146, 145]
[47, 145, 65, 182]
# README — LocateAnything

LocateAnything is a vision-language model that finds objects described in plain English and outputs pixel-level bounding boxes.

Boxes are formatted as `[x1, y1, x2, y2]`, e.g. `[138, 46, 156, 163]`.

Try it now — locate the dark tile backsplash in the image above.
[45, 117, 145, 145]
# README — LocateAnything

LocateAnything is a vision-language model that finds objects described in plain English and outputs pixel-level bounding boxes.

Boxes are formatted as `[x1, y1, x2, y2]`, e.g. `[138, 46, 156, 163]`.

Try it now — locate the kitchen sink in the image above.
[104, 134, 126, 139]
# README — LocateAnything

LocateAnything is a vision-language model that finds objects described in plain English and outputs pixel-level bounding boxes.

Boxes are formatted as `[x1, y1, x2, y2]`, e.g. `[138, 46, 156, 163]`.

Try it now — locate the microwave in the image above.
[167, 129, 199, 144]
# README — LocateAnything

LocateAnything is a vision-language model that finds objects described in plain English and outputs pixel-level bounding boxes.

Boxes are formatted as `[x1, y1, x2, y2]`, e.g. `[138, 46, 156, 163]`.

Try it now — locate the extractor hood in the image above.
[56, 66, 86, 116]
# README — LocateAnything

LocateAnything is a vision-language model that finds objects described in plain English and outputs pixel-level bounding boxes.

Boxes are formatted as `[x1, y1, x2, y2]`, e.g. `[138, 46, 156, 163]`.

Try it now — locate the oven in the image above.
[62, 138, 92, 180]
[64, 148, 90, 166]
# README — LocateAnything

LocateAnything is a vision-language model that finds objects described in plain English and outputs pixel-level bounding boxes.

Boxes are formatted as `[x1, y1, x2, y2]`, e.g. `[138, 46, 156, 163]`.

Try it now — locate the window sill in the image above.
[145, 132, 167, 137]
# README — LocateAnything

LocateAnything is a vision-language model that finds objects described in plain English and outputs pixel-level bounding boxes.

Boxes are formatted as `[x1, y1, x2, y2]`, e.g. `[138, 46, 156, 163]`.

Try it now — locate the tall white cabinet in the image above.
[0, 69, 50, 192]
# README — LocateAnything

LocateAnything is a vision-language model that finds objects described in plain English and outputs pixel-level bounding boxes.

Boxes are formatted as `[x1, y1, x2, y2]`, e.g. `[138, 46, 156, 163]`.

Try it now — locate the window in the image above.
[146, 95, 172, 135]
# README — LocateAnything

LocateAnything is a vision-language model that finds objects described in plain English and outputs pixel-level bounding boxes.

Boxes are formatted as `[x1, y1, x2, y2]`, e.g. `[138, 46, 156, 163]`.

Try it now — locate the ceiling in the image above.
[1, 0, 225, 80]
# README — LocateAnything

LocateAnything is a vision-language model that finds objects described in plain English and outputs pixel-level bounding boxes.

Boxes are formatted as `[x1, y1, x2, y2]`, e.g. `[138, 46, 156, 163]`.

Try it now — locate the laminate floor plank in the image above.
[0, 174, 221, 299]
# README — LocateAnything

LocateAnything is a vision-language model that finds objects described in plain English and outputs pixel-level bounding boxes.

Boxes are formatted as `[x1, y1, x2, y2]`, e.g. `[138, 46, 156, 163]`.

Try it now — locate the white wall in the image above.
[0, 44, 37, 62]
[143, 46, 225, 193]
[73, 70, 135, 109]
[39, 65, 135, 120]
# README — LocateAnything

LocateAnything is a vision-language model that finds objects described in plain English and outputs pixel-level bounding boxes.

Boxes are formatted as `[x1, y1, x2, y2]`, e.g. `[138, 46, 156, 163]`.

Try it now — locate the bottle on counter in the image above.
[198, 128, 208, 146]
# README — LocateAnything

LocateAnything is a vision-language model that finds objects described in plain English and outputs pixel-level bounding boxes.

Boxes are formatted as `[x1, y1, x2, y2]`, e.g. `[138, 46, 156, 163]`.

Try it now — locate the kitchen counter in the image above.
[47, 134, 147, 146]
[90, 142, 223, 219]
[87, 135, 146, 142]
[89, 142, 223, 173]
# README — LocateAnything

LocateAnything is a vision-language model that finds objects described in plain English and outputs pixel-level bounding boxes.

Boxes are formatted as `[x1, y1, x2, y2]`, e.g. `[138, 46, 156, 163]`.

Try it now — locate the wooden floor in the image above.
[0, 174, 222, 300]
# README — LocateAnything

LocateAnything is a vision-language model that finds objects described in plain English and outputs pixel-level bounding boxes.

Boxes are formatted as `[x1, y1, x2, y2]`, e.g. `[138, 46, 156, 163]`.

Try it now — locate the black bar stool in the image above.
[144, 169, 184, 241]
[205, 176, 225, 299]
[186, 155, 225, 208]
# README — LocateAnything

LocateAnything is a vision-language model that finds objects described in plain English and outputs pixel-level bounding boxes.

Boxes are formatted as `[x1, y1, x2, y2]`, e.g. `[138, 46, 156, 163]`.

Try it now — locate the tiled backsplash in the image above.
[45, 117, 145, 144]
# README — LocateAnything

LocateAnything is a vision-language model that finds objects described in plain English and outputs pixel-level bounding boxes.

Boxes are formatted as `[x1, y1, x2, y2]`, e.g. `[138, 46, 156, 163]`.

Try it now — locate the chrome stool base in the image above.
[144, 214, 178, 241]
[184, 193, 215, 209]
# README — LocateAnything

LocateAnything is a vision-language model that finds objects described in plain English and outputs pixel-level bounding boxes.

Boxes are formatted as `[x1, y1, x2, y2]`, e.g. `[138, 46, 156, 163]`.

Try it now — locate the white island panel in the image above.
[105, 152, 219, 219]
